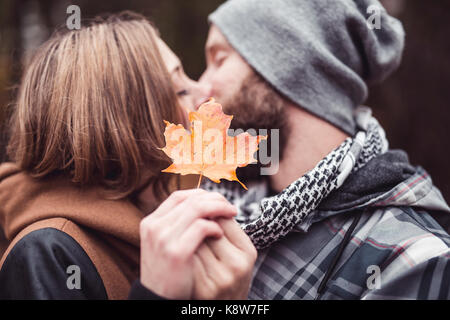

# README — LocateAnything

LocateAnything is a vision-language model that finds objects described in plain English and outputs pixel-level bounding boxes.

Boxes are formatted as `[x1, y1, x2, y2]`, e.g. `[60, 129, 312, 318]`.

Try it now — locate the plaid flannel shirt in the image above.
[244, 168, 450, 300]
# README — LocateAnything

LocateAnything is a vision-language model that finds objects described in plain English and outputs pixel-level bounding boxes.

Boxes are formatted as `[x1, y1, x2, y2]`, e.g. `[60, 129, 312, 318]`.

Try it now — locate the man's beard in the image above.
[220, 72, 290, 182]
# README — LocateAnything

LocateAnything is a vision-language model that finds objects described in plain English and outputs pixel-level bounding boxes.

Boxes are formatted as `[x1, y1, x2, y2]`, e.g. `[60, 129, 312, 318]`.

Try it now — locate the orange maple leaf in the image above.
[161, 98, 267, 190]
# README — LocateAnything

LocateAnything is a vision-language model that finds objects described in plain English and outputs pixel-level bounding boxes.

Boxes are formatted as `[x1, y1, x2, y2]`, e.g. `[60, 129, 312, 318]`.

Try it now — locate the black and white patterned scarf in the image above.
[204, 107, 389, 249]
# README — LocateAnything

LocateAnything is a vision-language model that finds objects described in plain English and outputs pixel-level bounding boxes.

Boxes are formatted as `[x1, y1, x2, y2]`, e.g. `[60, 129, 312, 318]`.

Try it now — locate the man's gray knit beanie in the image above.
[209, 0, 405, 135]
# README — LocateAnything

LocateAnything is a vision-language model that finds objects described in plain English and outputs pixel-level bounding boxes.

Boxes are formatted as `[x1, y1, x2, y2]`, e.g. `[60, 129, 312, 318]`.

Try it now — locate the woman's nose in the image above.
[191, 80, 212, 109]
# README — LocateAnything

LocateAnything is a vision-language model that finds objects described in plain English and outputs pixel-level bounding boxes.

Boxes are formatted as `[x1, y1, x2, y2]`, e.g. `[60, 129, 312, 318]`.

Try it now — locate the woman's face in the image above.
[156, 38, 211, 112]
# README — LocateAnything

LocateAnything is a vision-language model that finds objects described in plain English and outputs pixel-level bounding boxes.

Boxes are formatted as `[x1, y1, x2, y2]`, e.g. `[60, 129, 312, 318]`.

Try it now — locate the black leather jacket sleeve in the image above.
[0, 228, 108, 299]
[0, 228, 167, 300]
[128, 280, 167, 300]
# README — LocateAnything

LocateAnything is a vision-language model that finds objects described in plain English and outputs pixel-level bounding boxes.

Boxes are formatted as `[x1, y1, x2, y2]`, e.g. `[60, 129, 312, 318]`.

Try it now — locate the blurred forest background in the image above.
[0, 0, 449, 201]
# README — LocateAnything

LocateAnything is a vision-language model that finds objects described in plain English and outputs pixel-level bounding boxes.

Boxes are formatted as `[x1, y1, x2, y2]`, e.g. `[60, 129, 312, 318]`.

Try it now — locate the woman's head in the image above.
[7, 12, 185, 199]
[155, 37, 212, 112]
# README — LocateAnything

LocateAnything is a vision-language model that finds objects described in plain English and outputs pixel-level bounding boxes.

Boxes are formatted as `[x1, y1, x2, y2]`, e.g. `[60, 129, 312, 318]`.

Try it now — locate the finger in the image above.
[164, 197, 237, 235]
[205, 235, 240, 263]
[196, 243, 227, 280]
[163, 191, 233, 222]
[216, 218, 255, 253]
[197, 244, 221, 270]
[169, 201, 236, 235]
[192, 254, 217, 300]
[149, 189, 207, 219]
[193, 254, 209, 281]
[177, 219, 224, 257]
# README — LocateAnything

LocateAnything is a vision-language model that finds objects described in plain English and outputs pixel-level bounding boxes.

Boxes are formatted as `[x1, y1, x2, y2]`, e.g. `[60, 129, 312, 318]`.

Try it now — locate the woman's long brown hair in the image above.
[6, 12, 184, 200]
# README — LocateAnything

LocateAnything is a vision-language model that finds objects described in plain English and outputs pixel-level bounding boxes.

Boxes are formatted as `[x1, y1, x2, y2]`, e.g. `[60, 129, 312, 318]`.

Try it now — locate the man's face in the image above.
[198, 24, 289, 176]
[199, 25, 288, 129]
[199, 25, 288, 141]
[198, 25, 253, 111]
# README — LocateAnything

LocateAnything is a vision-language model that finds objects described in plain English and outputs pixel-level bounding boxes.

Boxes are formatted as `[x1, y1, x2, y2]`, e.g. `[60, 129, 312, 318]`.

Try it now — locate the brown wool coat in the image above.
[0, 163, 144, 299]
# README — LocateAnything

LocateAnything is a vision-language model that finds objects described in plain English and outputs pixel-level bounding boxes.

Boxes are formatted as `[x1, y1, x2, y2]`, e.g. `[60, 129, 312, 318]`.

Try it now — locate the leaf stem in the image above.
[196, 173, 203, 189]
